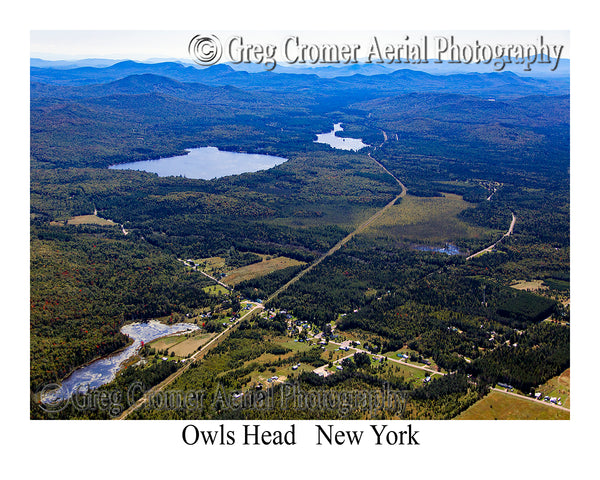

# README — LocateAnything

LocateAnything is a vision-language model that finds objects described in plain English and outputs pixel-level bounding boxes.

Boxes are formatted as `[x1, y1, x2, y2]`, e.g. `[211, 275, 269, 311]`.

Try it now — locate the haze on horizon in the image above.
[31, 30, 570, 62]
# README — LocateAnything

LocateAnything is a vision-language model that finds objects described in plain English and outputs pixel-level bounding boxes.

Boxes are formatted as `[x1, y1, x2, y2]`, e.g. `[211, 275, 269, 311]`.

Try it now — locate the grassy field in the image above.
[322, 343, 356, 363]
[455, 390, 570, 420]
[510, 279, 548, 292]
[364, 193, 497, 244]
[50, 214, 117, 226]
[203, 285, 229, 296]
[194, 256, 226, 274]
[277, 338, 314, 353]
[223, 256, 306, 286]
[382, 361, 429, 385]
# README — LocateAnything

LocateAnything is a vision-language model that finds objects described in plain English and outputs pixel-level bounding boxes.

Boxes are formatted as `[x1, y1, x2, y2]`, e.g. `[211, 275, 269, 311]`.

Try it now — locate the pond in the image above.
[314, 123, 369, 151]
[108, 147, 287, 179]
[413, 243, 462, 255]
[41, 321, 199, 405]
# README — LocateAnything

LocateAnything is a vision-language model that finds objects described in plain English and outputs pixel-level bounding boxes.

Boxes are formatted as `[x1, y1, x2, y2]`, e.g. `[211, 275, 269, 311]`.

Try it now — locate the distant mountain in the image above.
[229, 62, 395, 77]
[229, 57, 569, 78]
[389, 57, 570, 78]
[30, 58, 124, 69]
[350, 92, 570, 127]
[30, 59, 569, 99]
[30, 73, 278, 108]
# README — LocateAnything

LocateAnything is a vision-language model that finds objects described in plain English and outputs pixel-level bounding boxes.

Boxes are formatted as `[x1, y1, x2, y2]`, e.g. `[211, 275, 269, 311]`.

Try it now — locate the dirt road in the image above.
[466, 212, 516, 260]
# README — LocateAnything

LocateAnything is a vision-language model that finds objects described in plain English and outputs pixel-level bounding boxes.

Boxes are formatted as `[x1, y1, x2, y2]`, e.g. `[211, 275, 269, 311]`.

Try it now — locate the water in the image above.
[314, 123, 369, 151]
[41, 321, 199, 404]
[414, 243, 462, 255]
[108, 147, 287, 180]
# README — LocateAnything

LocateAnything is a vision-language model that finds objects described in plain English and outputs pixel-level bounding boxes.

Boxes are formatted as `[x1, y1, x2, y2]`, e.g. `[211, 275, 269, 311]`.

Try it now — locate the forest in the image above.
[30, 60, 569, 419]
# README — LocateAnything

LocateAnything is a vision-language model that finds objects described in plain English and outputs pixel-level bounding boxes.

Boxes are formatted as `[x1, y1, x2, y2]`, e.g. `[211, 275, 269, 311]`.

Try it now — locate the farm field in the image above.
[147, 331, 214, 358]
[455, 390, 570, 420]
[223, 256, 306, 286]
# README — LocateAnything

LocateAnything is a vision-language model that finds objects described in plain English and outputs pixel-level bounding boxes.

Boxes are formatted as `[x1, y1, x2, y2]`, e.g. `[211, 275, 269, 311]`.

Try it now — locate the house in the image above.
[534, 392, 542, 399]
[336, 365, 343, 370]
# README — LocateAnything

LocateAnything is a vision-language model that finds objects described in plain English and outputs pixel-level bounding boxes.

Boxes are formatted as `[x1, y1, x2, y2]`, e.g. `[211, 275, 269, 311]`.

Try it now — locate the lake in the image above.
[108, 147, 287, 179]
[314, 123, 369, 151]
[41, 321, 199, 405]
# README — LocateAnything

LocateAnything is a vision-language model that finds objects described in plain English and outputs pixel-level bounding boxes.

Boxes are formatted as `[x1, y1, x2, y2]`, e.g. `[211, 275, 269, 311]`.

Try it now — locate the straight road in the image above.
[116, 303, 263, 419]
[266, 150, 406, 302]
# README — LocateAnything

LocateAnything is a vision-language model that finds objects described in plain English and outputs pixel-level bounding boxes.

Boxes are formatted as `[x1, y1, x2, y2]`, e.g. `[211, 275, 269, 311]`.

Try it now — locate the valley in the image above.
[30, 59, 569, 420]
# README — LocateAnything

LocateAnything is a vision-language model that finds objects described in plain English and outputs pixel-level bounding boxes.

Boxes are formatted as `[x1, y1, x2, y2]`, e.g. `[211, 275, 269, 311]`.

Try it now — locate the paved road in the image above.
[267, 145, 406, 302]
[314, 338, 569, 413]
[266, 151, 406, 303]
[313, 338, 442, 378]
[116, 303, 263, 420]
[198, 270, 232, 290]
[492, 387, 570, 413]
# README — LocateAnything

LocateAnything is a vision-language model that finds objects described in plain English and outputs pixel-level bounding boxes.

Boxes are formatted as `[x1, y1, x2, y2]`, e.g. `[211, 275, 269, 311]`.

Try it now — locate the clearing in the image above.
[510, 279, 548, 292]
[363, 193, 497, 245]
[51, 214, 116, 226]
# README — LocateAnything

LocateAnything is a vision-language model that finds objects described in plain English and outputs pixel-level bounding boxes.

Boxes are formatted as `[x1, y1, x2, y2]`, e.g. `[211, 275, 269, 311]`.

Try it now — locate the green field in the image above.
[203, 285, 229, 295]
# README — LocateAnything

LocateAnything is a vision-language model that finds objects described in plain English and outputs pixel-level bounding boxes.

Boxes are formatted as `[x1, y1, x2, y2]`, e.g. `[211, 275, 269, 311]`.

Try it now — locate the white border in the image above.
[4, 0, 597, 477]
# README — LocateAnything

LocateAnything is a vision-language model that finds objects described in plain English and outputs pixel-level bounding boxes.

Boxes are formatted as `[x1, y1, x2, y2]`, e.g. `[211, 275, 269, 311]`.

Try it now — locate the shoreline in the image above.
[41, 319, 200, 401]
